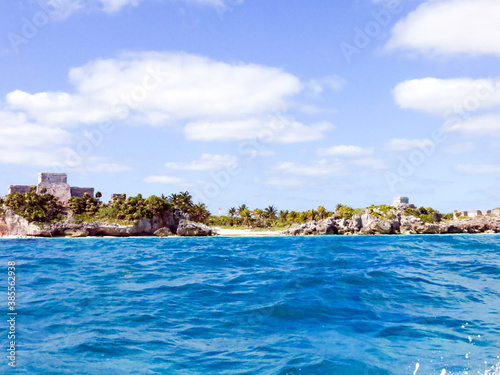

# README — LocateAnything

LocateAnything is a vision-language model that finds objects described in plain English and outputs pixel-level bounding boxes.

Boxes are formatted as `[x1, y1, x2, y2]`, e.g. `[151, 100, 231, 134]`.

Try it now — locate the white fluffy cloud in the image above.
[264, 178, 304, 187]
[7, 51, 301, 128]
[386, 138, 434, 151]
[393, 77, 500, 114]
[41, 0, 243, 19]
[444, 115, 500, 137]
[0, 51, 339, 169]
[143, 175, 199, 186]
[100, 0, 142, 13]
[307, 75, 345, 95]
[3, 51, 329, 144]
[184, 118, 333, 143]
[0, 112, 71, 148]
[0, 110, 72, 166]
[273, 159, 345, 177]
[456, 164, 500, 174]
[386, 0, 500, 56]
[350, 158, 388, 170]
[317, 145, 372, 157]
[165, 153, 238, 171]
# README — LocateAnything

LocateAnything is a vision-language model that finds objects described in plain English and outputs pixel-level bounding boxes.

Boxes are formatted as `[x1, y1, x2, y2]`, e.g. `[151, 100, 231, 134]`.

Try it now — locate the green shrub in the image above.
[69, 193, 99, 215]
[3, 189, 63, 223]
[419, 214, 435, 224]
[336, 205, 357, 220]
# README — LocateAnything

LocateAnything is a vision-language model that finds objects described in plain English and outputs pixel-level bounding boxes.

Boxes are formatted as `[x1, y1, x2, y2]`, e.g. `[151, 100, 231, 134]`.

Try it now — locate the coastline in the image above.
[215, 228, 283, 237]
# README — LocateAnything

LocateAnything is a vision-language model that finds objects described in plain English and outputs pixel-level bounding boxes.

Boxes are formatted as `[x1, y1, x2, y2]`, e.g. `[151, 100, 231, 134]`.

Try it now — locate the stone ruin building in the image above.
[8, 173, 94, 205]
[391, 196, 415, 209]
[453, 210, 492, 220]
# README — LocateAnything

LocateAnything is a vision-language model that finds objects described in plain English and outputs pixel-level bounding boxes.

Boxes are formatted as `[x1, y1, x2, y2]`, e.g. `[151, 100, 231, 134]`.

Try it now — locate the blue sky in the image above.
[1, 0, 499, 214]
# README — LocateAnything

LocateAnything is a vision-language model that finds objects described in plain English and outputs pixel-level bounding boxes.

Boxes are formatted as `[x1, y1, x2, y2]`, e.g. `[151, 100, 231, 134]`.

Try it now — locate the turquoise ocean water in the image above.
[1, 235, 500, 374]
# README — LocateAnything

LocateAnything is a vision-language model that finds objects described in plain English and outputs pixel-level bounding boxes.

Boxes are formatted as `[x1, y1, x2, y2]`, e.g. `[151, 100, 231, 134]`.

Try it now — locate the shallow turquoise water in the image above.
[1, 235, 500, 374]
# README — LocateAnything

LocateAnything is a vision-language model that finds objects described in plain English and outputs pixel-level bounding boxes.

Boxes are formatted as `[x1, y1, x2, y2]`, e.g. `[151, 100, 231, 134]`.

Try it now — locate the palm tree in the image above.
[287, 210, 298, 223]
[253, 208, 263, 219]
[96, 191, 102, 203]
[317, 205, 325, 219]
[237, 204, 249, 217]
[324, 210, 334, 218]
[264, 205, 278, 219]
[169, 191, 194, 213]
[307, 209, 318, 221]
[279, 210, 289, 220]
[228, 207, 237, 217]
[298, 211, 308, 223]
[190, 202, 211, 222]
[240, 208, 252, 225]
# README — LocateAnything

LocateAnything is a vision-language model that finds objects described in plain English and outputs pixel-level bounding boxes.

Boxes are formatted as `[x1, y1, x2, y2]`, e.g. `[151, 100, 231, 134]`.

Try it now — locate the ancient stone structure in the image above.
[468, 210, 482, 218]
[391, 196, 415, 209]
[453, 209, 493, 220]
[7, 185, 31, 195]
[8, 173, 94, 204]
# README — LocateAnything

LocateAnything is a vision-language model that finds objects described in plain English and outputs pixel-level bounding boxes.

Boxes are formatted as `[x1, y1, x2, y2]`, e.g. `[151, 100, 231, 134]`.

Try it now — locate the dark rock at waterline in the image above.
[176, 221, 215, 237]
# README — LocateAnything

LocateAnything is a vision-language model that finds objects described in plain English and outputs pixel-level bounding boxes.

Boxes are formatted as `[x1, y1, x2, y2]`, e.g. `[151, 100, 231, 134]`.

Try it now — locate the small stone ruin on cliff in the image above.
[8, 173, 94, 204]
[391, 196, 416, 209]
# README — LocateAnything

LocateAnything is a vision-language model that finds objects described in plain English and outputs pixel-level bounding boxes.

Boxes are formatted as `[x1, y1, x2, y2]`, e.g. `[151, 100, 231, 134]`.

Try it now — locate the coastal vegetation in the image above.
[1, 186, 64, 223]
[207, 204, 383, 229]
[0, 189, 210, 225]
[2, 188, 494, 237]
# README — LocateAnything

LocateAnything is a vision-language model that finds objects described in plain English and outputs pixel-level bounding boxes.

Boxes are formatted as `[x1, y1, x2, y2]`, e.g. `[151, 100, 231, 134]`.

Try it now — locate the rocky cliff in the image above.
[282, 210, 500, 236]
[0, 208, 215, 237]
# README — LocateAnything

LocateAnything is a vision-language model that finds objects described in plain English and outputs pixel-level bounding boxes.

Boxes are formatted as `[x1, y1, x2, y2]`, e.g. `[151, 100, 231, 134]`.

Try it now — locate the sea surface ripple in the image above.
[1, 235, 500, 374]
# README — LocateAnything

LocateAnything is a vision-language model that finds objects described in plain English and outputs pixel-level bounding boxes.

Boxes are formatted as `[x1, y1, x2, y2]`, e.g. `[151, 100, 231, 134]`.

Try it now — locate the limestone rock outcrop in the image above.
[154, 227, 174, 237]
[176, 221, 215, 236]
[0, 207, 218, 237]
[281, 211, 500, 236]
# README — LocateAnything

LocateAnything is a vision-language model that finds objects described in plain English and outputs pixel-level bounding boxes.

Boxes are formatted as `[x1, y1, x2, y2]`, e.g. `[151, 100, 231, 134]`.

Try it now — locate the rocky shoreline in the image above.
[0, 208, 216, 237]
[282, 210, 500, 236]
[2, 207, 500, 238]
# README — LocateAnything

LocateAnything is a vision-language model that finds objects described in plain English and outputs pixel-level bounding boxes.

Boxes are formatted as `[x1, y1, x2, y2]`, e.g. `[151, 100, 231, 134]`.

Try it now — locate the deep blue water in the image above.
[1, 235, 500, 374]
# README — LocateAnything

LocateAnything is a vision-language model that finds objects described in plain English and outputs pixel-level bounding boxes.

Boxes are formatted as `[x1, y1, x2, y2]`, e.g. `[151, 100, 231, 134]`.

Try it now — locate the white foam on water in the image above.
[484, 363, 500, 375]
[413, 363, 420, 375]
[439, 361, 500, 375]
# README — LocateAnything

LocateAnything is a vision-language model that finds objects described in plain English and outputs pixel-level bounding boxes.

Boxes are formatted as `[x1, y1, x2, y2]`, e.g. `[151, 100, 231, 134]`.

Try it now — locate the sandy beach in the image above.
[215, 228, 284, 237]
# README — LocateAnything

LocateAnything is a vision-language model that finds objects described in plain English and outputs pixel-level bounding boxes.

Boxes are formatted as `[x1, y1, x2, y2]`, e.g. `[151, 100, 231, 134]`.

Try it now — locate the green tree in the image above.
[169, 191, 194, 213]
[190, 203, 211, 222]
[228, 207, 237, 217]
[264, 205, 278, 219]
[317, 205, 326, 219]
[4, 190, 63, 223]
[307, 209, 318, 221]
[253, 208, 263, 219]
[287, 210, 298, 223]
[279, 210, 289, 220]
[237, 204, 249, 217]
[69, 193, 99, 215]
[240, 208, 252, 225]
